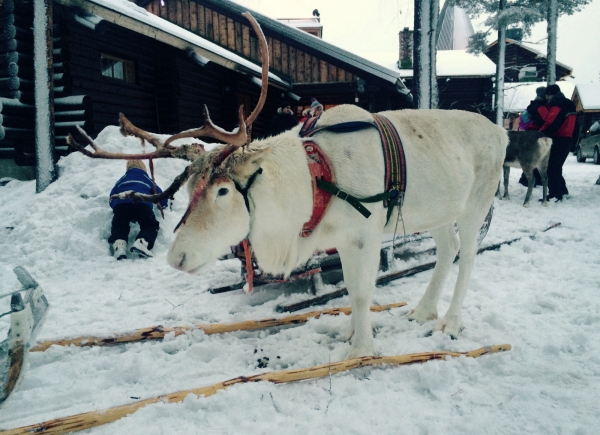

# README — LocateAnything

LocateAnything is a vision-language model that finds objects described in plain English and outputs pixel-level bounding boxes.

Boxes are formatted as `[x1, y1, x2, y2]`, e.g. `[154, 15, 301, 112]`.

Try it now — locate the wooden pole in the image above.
[0, 344, 511, 435]
[30, 303, 407, 352]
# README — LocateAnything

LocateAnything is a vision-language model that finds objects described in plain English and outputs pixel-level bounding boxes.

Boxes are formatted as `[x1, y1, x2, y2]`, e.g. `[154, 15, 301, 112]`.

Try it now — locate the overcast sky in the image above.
[232, 0, 600, 84]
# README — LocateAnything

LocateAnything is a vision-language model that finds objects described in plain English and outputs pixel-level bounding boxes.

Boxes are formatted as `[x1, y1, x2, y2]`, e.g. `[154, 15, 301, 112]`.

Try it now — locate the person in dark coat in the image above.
[108, 160, 168, 259]
[267, 101, 298, 137]
[525, 86, 548, 130]
[538, 84, 577, 201]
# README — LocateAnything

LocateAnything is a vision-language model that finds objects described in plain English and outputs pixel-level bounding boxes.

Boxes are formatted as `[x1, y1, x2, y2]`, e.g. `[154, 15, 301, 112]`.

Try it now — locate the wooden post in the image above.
[33, 0, 56, 192]
[30, 303, 407, 352]
[0, 345, 511, 435]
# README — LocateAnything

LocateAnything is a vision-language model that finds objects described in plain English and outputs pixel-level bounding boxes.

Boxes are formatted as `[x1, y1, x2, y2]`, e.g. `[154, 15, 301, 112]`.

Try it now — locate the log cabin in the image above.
[0, 0, 412, 179]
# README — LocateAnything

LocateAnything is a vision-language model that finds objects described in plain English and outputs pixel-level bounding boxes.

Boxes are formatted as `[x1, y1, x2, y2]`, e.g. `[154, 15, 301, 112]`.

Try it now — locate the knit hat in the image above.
[127, 159, 147, 172]
[535, 86, 546, 98]
[545, 84, 561, 96]
[310, 98, 321, 108]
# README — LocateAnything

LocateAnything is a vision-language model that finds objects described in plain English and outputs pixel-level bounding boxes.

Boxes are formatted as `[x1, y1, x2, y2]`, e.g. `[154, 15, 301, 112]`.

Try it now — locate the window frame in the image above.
[100, 53, 136, 84]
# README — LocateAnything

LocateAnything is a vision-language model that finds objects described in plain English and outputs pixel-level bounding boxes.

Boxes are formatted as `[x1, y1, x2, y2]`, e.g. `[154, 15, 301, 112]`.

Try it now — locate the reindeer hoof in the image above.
[406, 307, 438, 324]
[345, 343, 375, 359]
[523, 202, 530, 208]
[433, 316, 464, 339]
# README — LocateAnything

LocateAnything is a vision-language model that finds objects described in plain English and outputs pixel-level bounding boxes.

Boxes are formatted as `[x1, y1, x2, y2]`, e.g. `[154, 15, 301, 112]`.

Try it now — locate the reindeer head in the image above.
[67, 12, 270, 274]
[167, 145, 271, 272]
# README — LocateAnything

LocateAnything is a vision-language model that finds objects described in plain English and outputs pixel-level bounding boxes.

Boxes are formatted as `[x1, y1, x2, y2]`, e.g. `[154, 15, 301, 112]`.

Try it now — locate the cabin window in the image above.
[101, 53, 135, 84]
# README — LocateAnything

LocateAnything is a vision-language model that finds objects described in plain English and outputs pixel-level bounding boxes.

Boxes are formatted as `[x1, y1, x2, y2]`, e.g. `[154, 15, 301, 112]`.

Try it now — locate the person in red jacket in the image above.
[539, 84, 577, 202]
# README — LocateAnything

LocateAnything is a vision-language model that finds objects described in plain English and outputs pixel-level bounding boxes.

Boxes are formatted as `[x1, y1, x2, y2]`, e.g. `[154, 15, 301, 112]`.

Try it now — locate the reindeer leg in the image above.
[407, 223, 459, 324]
[522, 168, 535, 207]
[337, 231, 382, 359]
[502, 166, 510, 199]
[434, 200, 492, 338]
[539, 168, 549, 207]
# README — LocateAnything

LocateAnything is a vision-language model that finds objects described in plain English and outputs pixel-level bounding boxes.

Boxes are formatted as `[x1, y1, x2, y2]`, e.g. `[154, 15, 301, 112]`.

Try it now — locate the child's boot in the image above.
[112, 239, 128, 260]
[131, 238, 153, 258]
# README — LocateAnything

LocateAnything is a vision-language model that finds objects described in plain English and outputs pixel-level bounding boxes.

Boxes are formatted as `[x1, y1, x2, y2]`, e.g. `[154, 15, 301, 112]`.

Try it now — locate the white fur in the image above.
[167, 105, 508, 359]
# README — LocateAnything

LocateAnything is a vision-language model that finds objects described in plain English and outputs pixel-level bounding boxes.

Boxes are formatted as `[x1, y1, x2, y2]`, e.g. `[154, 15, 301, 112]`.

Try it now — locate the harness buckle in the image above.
[336, 190, 349, 201]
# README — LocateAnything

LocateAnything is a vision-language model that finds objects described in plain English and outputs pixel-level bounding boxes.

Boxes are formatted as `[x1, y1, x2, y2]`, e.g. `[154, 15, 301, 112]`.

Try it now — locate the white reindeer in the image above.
[68, 13, 508, 359]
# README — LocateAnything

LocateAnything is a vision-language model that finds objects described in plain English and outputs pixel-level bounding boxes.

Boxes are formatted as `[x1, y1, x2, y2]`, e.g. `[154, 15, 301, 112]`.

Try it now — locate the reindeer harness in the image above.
[298, 113, 407, 236]
[235, 113, 406, 293]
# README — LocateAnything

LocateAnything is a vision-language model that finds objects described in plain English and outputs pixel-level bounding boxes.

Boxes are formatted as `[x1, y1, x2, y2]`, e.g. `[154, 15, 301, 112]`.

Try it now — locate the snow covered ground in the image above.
[1, 128, 600, 434]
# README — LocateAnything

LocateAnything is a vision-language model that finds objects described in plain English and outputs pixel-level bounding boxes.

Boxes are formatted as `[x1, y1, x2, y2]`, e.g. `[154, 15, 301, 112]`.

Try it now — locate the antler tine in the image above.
[163, 105, 248, 148]
[119, 113, 173, 150]
[243, 12, 269, 128]
[67, 126, 176, 160]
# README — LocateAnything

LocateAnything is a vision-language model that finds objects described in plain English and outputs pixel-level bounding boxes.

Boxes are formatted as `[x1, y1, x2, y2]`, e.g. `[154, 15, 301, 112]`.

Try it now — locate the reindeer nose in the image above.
[175, 253, 187, 271]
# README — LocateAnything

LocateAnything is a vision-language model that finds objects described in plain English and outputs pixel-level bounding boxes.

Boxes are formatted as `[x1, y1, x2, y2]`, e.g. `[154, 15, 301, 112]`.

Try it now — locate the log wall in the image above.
[144, 0, 357, 85]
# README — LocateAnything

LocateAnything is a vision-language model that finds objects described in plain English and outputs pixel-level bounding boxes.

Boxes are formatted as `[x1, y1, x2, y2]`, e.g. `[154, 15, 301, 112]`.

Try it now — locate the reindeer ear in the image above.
[230, 147, 271, 180]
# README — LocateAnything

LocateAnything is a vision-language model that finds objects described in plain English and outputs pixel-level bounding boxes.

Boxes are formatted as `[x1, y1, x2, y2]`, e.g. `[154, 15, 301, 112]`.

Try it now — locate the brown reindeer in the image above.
[499, 131, 552, 207]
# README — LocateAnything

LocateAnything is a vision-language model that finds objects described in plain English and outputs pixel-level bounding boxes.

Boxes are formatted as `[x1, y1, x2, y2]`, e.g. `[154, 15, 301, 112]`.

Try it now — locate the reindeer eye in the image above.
[217, 187, 229, 196]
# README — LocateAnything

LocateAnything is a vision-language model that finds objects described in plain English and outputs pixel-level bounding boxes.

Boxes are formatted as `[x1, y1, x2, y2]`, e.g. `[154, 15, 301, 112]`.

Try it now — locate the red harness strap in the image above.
[300, 141, 336, 237]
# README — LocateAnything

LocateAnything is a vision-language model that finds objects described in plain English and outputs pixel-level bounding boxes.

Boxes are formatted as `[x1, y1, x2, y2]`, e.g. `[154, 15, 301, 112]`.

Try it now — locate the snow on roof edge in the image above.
[60, 0, 290, 88]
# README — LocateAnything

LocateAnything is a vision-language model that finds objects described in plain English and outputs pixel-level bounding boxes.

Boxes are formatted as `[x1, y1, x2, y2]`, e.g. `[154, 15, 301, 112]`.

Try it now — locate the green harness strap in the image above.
[315, 179, 398, 222]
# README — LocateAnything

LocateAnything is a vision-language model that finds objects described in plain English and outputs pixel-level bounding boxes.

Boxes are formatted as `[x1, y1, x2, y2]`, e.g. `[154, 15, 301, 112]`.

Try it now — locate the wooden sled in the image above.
[0, 267, 49, 406]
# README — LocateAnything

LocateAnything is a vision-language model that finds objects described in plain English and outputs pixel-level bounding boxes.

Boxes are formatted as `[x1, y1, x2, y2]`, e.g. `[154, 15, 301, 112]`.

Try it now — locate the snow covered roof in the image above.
[56, 0, 291, 89]
[389, 50, 496, 78]
[277, 18, 322, 30]
[198, 0, 407, 90]
[574, 84, 600, 111]
[487, 39, 573, 72]
[503, 81, 576, 113]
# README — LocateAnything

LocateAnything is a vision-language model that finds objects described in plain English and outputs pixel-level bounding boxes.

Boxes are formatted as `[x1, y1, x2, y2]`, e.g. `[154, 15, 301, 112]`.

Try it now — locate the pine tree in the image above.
[448, 0, 590, 122]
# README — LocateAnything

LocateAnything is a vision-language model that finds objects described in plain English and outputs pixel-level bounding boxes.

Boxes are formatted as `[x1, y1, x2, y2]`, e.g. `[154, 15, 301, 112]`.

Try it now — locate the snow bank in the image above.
[1, 126, 600, 434]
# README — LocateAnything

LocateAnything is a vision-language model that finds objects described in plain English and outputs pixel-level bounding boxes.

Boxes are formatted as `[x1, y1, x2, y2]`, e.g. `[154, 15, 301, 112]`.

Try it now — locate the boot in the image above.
[112, 240, 128, 260]
[131, 238, 153, 258]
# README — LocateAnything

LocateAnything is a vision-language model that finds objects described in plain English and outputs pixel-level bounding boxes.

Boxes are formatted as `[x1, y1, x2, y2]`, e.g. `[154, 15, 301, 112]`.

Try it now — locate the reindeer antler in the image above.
[67, 124, 205, 162]
[67, 12, 269, 219]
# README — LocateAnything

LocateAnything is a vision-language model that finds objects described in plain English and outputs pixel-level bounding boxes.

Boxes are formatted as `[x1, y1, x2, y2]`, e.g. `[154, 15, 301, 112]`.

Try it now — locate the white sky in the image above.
[232, 0, 600, 84]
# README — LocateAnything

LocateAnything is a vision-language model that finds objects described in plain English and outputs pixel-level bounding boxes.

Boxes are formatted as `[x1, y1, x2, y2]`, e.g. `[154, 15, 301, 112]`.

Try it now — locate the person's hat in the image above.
[127, 159, 147, 172]
[279, 100, 293, 109]
[545, 84, 561, 96]
[310, 98, 321, 108]
[535, 86, 546, 98]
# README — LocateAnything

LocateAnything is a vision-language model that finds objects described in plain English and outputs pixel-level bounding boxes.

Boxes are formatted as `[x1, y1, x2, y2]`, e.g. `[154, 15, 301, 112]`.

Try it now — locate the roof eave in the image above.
[58, 0, 291, 90]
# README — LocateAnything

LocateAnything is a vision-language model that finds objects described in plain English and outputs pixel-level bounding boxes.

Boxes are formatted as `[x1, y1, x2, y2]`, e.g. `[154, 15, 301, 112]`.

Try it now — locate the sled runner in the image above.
[0, 267, 49, 406]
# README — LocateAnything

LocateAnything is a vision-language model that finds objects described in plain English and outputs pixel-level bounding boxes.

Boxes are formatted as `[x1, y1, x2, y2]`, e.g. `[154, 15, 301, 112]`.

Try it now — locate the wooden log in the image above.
[189, 0, 197, 34]
[226, 17, 235, 49]
[1, 344, 512, 435]
[277, 223, 562, 313]
[197, 4, 206, 36]
[0, 76, 19, 91]
[181, 0, 190, 30]
[30, 303, 407, 352]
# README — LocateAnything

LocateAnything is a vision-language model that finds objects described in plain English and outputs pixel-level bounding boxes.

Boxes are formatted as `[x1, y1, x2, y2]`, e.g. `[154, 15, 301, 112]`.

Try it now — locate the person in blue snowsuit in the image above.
[108, 160, 168, 260]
